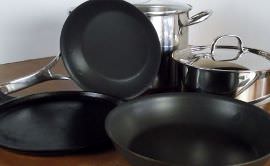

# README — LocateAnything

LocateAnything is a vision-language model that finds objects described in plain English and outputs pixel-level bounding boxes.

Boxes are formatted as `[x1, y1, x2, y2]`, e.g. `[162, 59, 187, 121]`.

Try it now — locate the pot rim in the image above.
[135, 4, 192, 16]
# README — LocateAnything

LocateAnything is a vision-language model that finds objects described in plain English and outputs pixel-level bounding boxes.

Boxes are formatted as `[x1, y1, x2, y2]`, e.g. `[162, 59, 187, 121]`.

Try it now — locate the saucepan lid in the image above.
[172, 35, 270, 72]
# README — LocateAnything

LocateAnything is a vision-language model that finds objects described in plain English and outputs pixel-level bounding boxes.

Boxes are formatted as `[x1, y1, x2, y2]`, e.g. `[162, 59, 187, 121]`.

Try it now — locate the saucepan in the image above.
[0, 0, 161, 155]
[172, 35, 270, 106]
[106, 92, 270, 166]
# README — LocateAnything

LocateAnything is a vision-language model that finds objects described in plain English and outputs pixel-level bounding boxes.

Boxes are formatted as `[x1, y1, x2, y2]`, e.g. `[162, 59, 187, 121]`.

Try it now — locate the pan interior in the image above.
[106, 93, 270, 165]
[0, 92, 117, 154]
[129, 124, 260, 165]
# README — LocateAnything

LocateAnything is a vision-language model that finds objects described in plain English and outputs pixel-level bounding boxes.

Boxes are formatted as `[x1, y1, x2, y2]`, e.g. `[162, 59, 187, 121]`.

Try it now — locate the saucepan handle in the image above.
[0, 54, 70, 95]
[246, 71, 270, 106]
[208, 35, 260, 99]
[186, 10, 213, 26]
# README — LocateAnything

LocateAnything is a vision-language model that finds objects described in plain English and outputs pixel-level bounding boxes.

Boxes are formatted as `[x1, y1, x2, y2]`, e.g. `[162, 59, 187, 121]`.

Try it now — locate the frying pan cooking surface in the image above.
[61, 0, 161, 99]
[129, 124, 260, 165]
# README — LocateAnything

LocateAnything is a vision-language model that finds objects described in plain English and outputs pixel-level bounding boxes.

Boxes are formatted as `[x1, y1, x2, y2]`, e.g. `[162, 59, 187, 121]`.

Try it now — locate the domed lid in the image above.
[172, 35, 270, 72]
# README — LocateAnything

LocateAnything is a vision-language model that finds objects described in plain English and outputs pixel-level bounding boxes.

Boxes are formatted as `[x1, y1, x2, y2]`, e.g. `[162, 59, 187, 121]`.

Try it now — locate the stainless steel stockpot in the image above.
[135, 3, 212, 92]
[136, 3, 212, 54]
[172, 35, 270, 105]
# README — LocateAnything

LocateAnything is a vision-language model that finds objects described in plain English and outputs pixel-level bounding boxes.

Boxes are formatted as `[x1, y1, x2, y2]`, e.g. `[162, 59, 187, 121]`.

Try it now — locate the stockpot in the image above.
[172, 35, 270, 105]
[135, 2, 212, 92]
[135, 2, 212, 53]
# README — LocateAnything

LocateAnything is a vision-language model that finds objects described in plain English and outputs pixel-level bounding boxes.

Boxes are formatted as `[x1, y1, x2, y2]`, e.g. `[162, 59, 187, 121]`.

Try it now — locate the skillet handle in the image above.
[0, 55, 70, 95]
[0, 91, 14, 104]
[249, 94, 270, 106]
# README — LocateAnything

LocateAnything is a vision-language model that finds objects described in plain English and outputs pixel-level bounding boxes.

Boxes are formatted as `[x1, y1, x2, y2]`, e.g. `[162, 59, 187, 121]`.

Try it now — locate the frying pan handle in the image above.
[0, 91, 14, 103]
[249, 94, 270, 106]
[0, 55, 70, 95]
[186, 10, 213, 26]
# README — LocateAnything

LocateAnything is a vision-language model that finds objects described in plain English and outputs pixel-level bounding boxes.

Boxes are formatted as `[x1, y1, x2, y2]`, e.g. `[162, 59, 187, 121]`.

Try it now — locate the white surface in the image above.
[0, 0, 87, 64]
[182, 0, 270, 51]
[0, 0, 270, 64]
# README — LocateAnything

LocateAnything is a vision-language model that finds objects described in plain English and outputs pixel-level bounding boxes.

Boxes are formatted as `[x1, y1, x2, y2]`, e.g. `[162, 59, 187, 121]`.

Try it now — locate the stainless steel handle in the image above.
[0, 55, 70, 95]
[249, 91, 270, 106]
[186, 10, 213, 26]
[212, 36, 260, 99]
[210, 35, 246, 61]
[246, 72, 270, 106]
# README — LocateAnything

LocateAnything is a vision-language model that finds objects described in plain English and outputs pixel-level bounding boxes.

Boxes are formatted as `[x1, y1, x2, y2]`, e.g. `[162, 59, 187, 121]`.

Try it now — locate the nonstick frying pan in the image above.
[106, 93, 270, 166]
[0, 91, 119, 155]
[0, 0, 160, 154]
[0, 0, 161, 100]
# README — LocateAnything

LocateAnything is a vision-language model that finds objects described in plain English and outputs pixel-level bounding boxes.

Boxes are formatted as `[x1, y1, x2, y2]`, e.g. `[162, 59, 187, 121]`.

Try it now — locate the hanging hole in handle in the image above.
[210, 35, 246, 62]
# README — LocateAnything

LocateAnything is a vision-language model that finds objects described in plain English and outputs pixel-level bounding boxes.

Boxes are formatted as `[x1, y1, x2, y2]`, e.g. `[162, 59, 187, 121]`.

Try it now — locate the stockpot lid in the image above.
[129, 0, 192, 15]
[172, 35, 270, 72]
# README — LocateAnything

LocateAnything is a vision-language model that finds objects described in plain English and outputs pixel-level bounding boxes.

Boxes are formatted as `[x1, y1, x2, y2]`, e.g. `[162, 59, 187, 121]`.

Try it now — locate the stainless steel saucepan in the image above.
[172, 35, 270, 105]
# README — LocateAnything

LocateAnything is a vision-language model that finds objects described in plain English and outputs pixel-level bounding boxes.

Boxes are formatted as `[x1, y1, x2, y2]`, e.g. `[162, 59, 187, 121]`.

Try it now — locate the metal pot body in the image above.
[136, 5, 212, 92]
[174, 62, 268, 101]
[136, 5, 212, 53]
[178, 64, 270, 105]
[144, 12, 189, 54]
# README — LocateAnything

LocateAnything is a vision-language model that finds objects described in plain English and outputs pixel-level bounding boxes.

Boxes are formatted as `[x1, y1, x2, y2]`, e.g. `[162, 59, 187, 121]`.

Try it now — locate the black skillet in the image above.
[0, 0, 161, 154]
[106, 93, 270, 166]
[0, 92, 119, 155]
[61, 0, 161, 100]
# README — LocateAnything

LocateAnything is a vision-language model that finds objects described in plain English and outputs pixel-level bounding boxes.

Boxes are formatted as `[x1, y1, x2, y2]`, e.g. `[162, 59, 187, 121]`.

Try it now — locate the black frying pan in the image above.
[0, 0, 160, 154]
[1, 0, 161, 99]
[61, 0, 161, 100]
[0, 91, 119, 155]
[106, 93, 270, 166]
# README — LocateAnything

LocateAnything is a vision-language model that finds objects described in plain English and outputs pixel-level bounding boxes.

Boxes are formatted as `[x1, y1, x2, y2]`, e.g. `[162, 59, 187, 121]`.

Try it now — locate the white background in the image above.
[0, 0, 269, 64]
[0, 0, 86, 64]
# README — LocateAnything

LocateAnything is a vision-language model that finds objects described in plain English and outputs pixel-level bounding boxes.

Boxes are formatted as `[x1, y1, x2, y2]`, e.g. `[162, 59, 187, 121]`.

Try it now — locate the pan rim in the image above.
[0, 91, 121, 108]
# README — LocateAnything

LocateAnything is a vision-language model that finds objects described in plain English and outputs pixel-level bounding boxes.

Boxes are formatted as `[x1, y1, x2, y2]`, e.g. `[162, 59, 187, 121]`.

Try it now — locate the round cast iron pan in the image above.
[0, 92, 119, 155]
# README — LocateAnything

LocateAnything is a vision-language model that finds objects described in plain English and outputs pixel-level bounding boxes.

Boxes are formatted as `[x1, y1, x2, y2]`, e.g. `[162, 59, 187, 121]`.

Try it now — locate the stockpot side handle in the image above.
[186, 10, 213, 26]
[0, 54, 71, 95]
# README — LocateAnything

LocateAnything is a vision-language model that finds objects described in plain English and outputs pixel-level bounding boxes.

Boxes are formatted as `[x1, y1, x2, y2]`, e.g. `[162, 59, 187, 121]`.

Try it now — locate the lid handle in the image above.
[210, 35, 246, 61]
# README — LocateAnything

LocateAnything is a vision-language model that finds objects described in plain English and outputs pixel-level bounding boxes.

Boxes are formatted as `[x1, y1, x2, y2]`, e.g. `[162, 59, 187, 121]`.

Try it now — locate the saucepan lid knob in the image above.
[210, 35, 246, 61]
